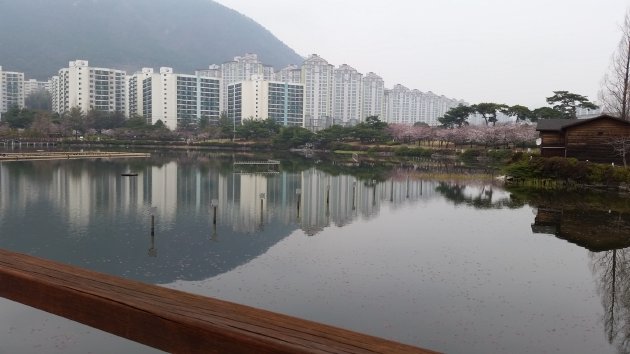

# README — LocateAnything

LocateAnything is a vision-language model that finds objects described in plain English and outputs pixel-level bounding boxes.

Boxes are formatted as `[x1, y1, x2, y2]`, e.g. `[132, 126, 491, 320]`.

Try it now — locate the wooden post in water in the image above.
[259, 193, 265, 229]
[296, 188, 301, 219]
[211, 199, 218, 226]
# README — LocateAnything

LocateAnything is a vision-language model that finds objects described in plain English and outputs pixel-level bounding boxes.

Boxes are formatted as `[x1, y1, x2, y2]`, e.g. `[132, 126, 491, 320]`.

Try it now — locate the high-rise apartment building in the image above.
[274, 64, 302, 84]
[127, 68, 154, 120]
[227, 75, 303, 127]
[362, 72, 385, 120]
[0, 66, 25, 116]
[332, 64, 363, 126]
[23, 79, 50, 97]
[51, 60, 126, 115]
[220, 54, 274, 112]
[384, 84, 465, 125]
[301, 54, 334, 131]
[139, 67, 221, 130]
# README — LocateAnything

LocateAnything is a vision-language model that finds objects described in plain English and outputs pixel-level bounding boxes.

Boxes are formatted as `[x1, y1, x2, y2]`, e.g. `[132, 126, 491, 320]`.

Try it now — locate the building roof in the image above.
[536, 114, 626, 132]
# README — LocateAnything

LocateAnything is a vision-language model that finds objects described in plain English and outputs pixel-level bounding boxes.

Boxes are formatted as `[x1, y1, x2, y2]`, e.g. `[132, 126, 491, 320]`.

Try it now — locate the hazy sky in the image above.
[214, 0, 628, 109]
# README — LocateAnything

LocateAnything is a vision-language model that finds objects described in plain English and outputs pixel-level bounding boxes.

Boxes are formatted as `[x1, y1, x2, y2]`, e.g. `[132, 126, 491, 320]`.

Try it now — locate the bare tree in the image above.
[609, 137, 630, 167]
[600, 10, 630, 120]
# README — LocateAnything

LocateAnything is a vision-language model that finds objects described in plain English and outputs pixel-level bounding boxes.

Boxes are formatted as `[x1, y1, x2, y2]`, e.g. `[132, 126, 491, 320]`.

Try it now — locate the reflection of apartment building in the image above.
[51, 60, 126, 115]
[227, 75, 304, 126]
[0, 66, 25, 116]
[151, 162, 178, 223]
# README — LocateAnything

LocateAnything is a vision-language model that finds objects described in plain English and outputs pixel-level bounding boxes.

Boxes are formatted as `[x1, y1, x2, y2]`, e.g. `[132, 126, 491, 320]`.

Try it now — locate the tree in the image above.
[546, 91, 599, 119]
[532, 106, 564, 120]
[62, 107, 86, 138]
[2, 106, 35, 129]
[600, 10, 630, 120]
[218, 112, 234, 139]
[608, 137, 630, 167]
[364, 115, 387, 130]
[272, 126, 315, 148]
[503, 105, 534, 123]
[198, 115, 210, 131]
[438, 104, 472, 128]
[471, 103, 508, 126]
[236, 118, 280, 140]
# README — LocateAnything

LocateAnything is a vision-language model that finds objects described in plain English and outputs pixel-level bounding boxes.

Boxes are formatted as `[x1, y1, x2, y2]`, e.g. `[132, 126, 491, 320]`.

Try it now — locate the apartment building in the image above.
[274, 64, 302, 84]
[220, 54, 274, 112]
[51, 60, 126, 115]
[332, 64, 362, 126]
[139, 67, 221, 130]
[0, 66, 25, 116]
[301, 54, 334, 131]
[23, 79, 50, 97]
[384, 84, 465, 125]
[227, 75, 304, 127]
[362, 72, 385, 120]
[127, 68, 154, 120]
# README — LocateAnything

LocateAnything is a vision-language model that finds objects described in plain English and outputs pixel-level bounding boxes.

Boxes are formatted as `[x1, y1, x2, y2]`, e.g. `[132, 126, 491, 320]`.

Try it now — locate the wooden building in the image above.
[536, 114, 630, 163]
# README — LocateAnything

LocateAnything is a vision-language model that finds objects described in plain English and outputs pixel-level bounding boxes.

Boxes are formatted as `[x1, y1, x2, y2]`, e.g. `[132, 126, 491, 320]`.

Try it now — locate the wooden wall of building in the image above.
[565, 119, 630, 163]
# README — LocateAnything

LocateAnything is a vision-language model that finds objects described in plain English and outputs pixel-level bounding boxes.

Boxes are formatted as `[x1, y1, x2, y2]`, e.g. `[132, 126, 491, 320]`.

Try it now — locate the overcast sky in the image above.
[214, 0, 628, 109]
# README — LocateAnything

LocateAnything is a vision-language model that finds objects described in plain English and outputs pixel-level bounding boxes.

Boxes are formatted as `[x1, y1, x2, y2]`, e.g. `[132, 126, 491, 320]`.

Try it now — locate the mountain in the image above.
[0, 0, 304, 79]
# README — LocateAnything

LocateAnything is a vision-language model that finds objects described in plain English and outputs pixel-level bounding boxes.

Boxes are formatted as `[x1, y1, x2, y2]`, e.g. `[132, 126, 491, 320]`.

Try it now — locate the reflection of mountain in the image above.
[511, 188, 630, 252]
[0, 157, 443, 284]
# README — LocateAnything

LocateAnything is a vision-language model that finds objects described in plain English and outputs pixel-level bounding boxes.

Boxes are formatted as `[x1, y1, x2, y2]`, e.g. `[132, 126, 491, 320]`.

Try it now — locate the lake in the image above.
[0, 151, 627, 354]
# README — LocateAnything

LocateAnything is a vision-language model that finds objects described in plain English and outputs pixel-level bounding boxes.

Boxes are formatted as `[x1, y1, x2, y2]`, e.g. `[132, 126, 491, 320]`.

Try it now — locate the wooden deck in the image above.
[0, 151, 150, 161]
[0, 249, 439, 354]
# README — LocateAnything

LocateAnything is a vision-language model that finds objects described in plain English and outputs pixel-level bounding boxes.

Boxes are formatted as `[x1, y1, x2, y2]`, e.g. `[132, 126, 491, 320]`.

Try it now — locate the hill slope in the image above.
[0, 0, 303, 79]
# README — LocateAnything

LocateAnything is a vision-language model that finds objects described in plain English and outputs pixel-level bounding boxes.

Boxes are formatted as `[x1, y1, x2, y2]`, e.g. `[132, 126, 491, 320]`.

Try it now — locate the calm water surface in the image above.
[0, 152, 628, 354]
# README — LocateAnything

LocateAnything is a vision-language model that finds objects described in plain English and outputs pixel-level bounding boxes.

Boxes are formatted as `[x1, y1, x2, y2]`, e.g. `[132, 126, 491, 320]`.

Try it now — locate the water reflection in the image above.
[0, 155, 441, 284]
[508, 187, 630, 354]
[511, 188, 630, 252]
[0, 155, 625, 353]
[436, 181, 525, 209]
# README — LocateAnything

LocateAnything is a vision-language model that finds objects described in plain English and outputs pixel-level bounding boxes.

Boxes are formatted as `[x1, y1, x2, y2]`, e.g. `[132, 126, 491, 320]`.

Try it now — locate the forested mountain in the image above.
[0, 0, 303, 79]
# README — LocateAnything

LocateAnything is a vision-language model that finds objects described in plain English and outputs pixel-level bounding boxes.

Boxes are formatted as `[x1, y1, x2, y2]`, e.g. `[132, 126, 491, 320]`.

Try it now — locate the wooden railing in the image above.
[0, 248, 439, 354]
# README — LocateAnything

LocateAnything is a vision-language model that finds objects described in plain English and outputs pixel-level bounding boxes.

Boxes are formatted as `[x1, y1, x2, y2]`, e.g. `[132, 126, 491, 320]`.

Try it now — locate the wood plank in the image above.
[0, 249, 439, 354]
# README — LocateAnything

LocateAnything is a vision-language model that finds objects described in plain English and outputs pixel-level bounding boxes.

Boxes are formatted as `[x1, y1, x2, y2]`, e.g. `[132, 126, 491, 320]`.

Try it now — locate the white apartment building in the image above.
[51, 60, 126, 115]
[274, 64, 302, 84]
[332, 64, 363, 126]
[361, 72, 385, 121]
[23, 79, 50, 97]
[127, 68, 154, 120]
[140, 67, 221, 130]
[302, 54, 334, 131]
[384, 84, 411, 124]
[0, 66, 25, 116]
[227, 75, 304, 127]
[220, 54, 274, 112]
[384, 84, 464, 126]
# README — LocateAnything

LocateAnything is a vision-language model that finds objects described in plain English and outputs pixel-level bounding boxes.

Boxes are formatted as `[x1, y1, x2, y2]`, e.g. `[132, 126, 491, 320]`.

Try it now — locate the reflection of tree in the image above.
[435, 182, 525, 209]
[591, 248, 630, 354]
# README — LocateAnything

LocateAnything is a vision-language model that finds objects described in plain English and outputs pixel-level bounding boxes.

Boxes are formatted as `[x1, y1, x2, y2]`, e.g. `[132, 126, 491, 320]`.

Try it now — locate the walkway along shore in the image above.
[0, 151, 150, 161]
